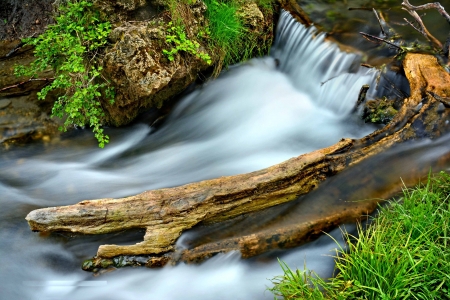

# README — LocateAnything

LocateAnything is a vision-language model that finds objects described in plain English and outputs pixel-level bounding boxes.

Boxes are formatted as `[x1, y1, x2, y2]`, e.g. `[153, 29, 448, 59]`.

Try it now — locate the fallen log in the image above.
[26, 53, 450, 269]
[27, 138, 354, 258]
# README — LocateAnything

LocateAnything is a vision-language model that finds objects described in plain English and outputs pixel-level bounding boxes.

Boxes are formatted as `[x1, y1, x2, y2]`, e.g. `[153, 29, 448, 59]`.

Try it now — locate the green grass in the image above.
[269, 171, 450, 299]
[204, 0, 274, 72]
[255, 0, 276, 11]
[161, 0, 272, 73]
[204, 0, 245, 69]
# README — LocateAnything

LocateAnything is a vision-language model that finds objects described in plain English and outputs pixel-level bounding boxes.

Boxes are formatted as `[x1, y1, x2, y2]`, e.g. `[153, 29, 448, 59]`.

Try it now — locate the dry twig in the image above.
[401, 0, 446, 50]
[0, 78, 54, 92]
[373, 8, 387, 37]
[359, 32, 402, 50]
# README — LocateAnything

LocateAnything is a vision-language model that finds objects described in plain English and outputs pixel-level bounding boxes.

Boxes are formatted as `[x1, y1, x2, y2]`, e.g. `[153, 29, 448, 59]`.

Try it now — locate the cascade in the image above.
[2, 10, 449, 300]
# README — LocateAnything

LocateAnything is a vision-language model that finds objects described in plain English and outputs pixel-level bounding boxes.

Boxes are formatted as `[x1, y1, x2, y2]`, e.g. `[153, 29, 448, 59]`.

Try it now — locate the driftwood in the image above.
[26, 53, 450, 270]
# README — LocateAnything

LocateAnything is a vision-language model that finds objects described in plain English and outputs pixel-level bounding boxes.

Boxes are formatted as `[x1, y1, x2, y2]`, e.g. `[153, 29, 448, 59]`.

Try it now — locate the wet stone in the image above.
[0, 99, 11, 109]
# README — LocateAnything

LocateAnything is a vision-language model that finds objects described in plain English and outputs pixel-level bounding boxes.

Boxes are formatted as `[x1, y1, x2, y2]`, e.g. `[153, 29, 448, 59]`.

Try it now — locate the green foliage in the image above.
[204, 0, 244, 67]
[163, 22, 212, 64]
[269, 260, 331, 299]
[255, 0, 275, 11]
[161, 0, 273, 73]
[204, 0, 273, 71]
[270, 171, 450, 299]
[15, 0, 114, 148]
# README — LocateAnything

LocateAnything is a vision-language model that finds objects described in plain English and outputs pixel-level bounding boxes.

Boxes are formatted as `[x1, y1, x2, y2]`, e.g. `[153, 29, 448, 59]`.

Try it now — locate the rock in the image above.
[0, 41, 60, 146]
[237, 3, 264, 30]
[1, 0, 277, 133]
[101, 0, 275, 126]
[101, 0, 147, 11]
[91, 0, 150, 22]
[0, 99, 11, 109]
[0, 93, 60, 145]
[363, 98, 398, 124]
[0, 0, 54, 41]
[101, 3, 212, 126]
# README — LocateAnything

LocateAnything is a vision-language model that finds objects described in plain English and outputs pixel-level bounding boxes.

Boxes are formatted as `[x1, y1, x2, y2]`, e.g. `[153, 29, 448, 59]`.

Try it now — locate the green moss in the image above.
[362, 97, 398, 124]
[255, 0, 276, 11]
[81, 259, 94, 271]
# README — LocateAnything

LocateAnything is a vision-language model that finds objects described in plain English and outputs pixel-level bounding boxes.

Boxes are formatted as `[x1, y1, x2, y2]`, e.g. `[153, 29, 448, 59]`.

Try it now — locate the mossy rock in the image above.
[363, 98, 398, 124]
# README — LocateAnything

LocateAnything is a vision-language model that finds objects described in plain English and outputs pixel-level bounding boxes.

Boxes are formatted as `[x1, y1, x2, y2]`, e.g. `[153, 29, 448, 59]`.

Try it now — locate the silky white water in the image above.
[2, 10, 449, 300]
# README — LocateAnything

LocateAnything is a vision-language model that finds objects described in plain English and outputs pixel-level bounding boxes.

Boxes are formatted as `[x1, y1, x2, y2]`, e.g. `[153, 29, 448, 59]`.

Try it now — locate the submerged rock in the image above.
[0, 99, 11, 109]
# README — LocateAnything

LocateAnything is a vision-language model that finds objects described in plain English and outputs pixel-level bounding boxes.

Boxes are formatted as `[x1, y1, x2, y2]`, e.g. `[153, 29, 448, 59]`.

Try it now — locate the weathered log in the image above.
[26, 53, 450, 267]
[27, 138, 354, 258]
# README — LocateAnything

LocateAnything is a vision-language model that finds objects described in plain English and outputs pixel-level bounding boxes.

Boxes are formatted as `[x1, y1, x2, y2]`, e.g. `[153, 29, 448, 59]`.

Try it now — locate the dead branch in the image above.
[427, 91, 450, 106]
[0, 78, 54, 92]
[401, 0, 445, 50]
[359, 32, 402, 50]
[402, 0, 450, 24]
[348, 7, 373, 11]
[373, 8, 387, 37]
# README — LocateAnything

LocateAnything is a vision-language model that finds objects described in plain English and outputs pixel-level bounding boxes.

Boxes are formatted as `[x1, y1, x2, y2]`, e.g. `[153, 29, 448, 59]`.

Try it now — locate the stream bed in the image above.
[1, 9, 450, 300]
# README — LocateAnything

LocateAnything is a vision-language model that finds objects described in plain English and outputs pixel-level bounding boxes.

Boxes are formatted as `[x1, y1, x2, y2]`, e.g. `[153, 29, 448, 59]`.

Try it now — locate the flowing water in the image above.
[1, 10, 450, 300]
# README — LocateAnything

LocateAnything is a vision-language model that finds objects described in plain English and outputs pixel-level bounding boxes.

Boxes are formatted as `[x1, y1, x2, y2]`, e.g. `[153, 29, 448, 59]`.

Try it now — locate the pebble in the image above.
[0, 99, 11, 110]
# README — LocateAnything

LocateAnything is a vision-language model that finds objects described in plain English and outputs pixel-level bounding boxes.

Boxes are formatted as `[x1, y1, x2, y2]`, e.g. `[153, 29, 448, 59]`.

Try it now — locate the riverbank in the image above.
[270, 171, 450, 299]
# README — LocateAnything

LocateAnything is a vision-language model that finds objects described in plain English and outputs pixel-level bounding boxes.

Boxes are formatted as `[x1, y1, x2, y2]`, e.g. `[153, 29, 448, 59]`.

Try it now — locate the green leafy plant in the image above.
[15, 0, 114, 148]
[163, 21, 212, 65]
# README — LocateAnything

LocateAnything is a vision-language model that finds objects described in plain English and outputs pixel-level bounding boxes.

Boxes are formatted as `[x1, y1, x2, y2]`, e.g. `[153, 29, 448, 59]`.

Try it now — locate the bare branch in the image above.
[348, 7, 373, 11]
[0, 78, 54, 92]
[359, 32, 403, 50]
[373, 8, 387, 37]
[403, 17, 425, 36]
[402, 0, 450, 24]
[401, 0, 445, 50]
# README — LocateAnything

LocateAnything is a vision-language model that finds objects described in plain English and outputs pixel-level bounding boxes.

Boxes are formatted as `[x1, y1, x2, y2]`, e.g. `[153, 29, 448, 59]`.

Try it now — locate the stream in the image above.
[1, 10, 450, 300]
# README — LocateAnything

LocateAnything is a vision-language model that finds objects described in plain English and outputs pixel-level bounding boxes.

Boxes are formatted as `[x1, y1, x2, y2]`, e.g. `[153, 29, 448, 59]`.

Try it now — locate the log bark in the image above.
[26, 53, 450, 269]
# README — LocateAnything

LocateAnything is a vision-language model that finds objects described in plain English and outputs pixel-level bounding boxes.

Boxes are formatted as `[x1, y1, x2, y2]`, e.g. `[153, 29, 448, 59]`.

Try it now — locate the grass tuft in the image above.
[161, 0, 274, 74]
[270, 171, 450, 299]
[204, 0, 244, 70]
